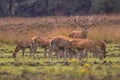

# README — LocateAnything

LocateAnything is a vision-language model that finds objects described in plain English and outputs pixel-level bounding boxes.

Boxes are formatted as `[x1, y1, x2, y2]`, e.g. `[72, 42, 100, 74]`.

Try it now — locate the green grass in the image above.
[0, 43, 120, 80]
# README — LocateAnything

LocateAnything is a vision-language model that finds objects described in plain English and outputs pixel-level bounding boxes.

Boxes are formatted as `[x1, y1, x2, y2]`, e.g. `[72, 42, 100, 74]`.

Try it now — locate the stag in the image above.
[69, 27, 88, 39]
[69, 16, 95, 39]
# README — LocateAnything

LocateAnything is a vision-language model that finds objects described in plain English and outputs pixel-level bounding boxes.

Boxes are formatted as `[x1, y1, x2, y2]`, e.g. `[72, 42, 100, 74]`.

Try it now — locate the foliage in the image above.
[0, 0, 120, 17]
[90, 0, 120, 14]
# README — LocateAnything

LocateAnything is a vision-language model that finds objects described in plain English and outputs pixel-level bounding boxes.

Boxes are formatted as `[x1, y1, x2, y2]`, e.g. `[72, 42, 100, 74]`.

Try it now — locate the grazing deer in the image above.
[13, 38, 34, 58]
[50, 36, 73, 61]
[33, 36, 53, 59]
[70, 39, 103, 60]
[95, 40, 107, 58]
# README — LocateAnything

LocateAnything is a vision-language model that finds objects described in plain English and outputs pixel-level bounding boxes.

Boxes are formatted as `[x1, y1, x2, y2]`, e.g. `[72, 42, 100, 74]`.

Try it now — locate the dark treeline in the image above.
[0, 0, 120, 17]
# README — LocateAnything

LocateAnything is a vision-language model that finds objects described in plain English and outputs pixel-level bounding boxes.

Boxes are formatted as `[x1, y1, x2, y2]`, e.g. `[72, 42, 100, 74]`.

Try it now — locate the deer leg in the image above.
[103, 52, 106, 58]
[29, 46, 33, 58]
[66, 50, 71, 60]
[77, 49, 85, 60]
[57, 51, 60, 59]
[44, 48, 47, 59]
[55, 48, 62, 59]
[91, 48, 97, 58]
[35, 47, 40, 59]
[103, 49, 106, 58]
[67, 51, 72, 60]
[98, 52, 103, 60]
[63, 49, 67, 62]
[33, 46, 37, 60]
[74, 49, 81, 60]
[82, 50, 87, 58]
[94, 49, 103, 60]
[22, 48, 25, 58]
[48, 47, 52, 62]
[78, 50, 83, 60]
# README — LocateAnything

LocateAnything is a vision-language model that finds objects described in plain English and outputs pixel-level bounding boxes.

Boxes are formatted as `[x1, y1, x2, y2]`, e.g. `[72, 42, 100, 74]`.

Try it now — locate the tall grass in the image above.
[0, 15, 120, 44]
[0, 26, 120, 44]
[88, 26, 120, 43]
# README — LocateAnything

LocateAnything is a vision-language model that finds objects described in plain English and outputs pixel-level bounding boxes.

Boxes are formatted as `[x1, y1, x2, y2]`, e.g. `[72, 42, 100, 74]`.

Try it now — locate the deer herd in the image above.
[12, 27, 107, 61]
[13, 16, 107, 61]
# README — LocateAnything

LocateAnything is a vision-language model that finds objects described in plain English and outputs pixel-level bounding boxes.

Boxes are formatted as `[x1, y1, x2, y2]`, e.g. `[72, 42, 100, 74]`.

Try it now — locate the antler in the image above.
[74, 16, 86, 27]
[74, 15, 96, 27]
[87, 15, 96, 27]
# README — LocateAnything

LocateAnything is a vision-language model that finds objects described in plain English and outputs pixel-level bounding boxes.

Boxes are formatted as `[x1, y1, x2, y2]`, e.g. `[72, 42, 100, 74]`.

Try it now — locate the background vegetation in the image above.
[0, 15, 120, 44]
[0, 0, 120, 17]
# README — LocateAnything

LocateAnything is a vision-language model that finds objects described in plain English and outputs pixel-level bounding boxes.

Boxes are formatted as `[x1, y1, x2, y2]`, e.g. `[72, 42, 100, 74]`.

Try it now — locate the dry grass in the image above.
[0, 14, 120, 44]
[88, 26, 120, 43]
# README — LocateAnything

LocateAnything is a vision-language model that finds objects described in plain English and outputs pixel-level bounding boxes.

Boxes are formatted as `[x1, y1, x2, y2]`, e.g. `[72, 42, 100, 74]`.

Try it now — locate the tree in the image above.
[7, 0, 17, 17]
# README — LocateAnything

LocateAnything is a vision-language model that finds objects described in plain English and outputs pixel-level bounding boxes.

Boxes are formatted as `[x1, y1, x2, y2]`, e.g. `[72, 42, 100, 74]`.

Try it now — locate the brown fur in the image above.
[33, 36, 53, 59]
[13, 39, 34, 58]
[69, 27, 88, 39]
[70, 39, 103, 59]
[95, 40, 107, 58]
[50, 36, 73, 61]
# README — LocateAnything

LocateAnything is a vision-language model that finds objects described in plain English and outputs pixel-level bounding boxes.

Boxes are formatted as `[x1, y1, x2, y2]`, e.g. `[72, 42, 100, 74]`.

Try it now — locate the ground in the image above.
[0, 43, 120, 80]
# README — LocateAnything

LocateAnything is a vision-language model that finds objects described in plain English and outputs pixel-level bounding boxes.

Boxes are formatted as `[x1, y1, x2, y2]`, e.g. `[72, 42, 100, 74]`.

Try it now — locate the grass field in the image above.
[0, 15, 120, 80]
[0, 43, 120, 80]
